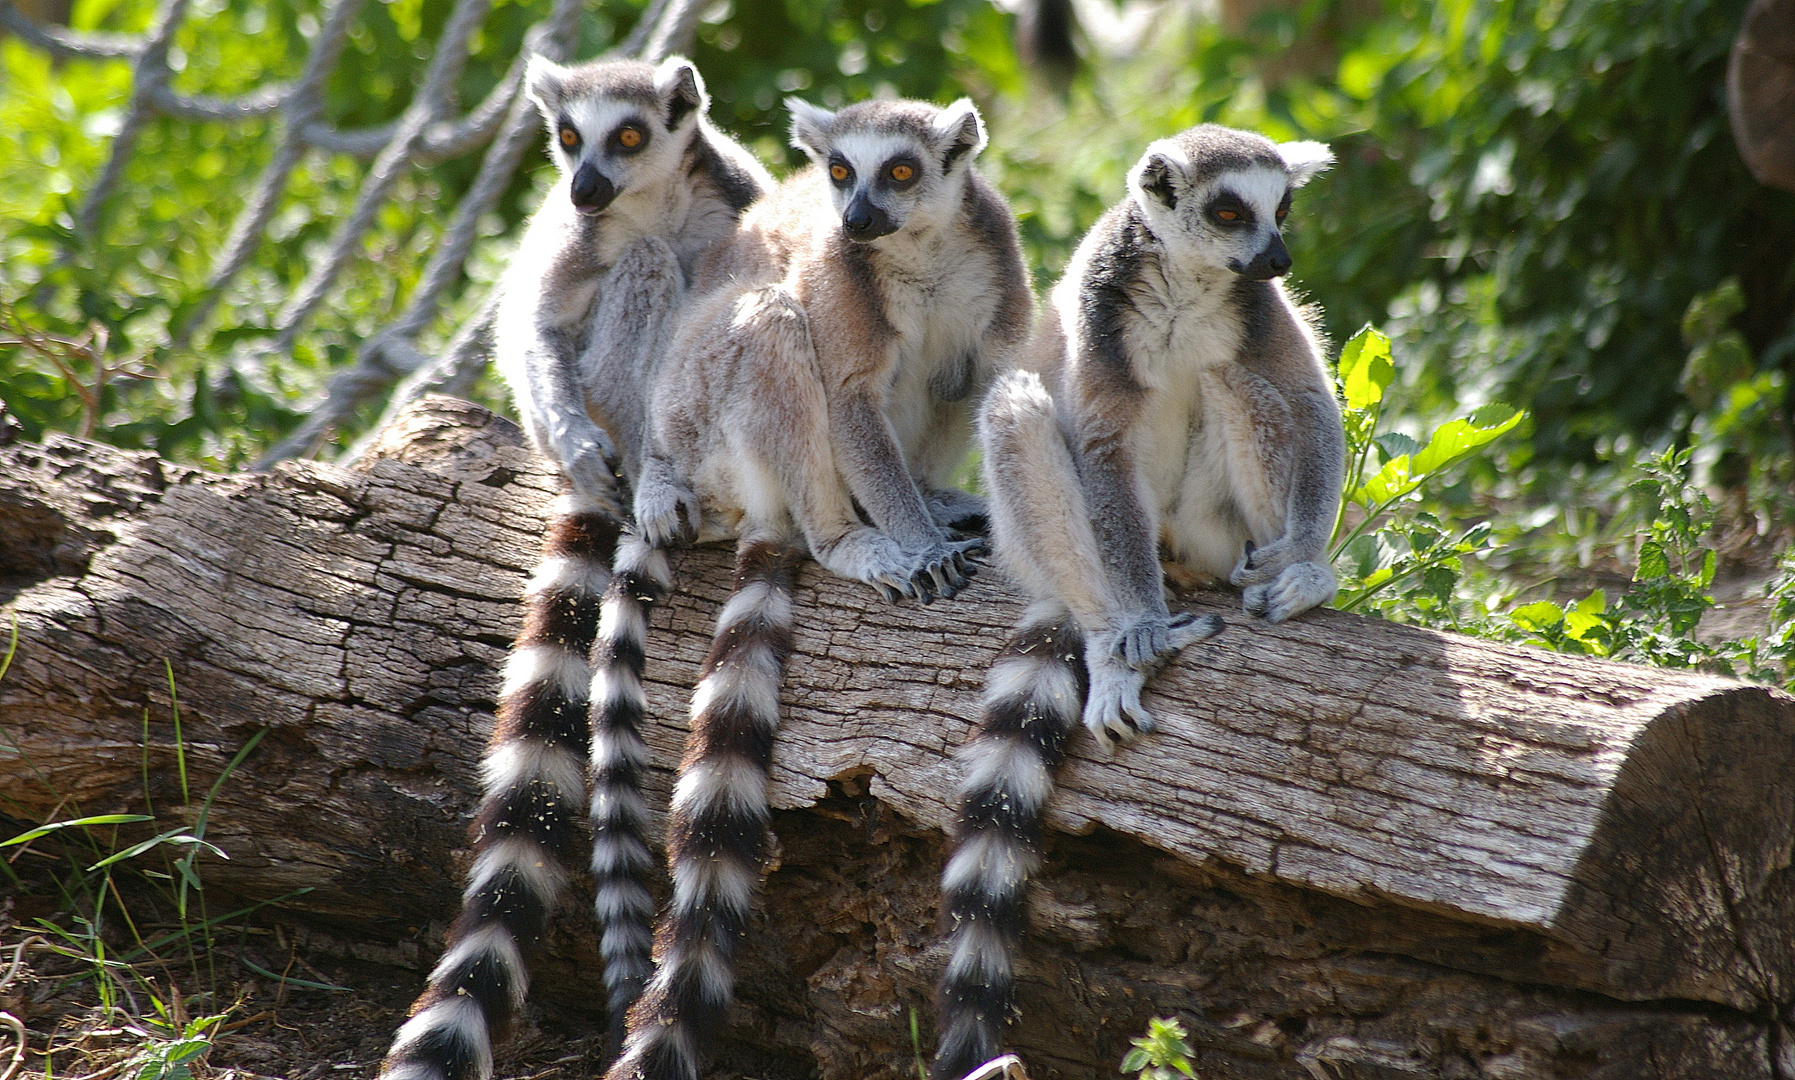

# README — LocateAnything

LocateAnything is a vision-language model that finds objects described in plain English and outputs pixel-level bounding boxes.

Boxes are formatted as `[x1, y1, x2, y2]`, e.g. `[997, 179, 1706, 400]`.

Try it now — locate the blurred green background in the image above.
[3, 0, 1794, 670]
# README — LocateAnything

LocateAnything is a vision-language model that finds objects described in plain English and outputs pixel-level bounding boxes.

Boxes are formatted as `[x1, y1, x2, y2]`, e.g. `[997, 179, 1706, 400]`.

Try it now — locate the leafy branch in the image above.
[1329, 325, 1524, 616]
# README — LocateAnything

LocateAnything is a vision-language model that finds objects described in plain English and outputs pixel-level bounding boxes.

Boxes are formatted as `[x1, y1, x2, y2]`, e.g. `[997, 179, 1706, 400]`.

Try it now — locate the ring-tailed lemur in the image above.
[379, 56, 771, 1080]
[933, 124, 1338, 1080]
[596, 95, 1031, 1080]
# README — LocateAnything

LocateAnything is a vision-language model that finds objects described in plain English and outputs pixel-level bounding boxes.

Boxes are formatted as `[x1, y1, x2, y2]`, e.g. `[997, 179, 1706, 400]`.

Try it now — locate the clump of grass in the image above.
[0, 624, 317, 1078]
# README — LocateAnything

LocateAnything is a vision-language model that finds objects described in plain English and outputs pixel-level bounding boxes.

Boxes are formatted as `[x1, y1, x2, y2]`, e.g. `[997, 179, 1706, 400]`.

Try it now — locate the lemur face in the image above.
[1128, 125, 1333, 278]
[526, 55, 708, 216]
[786, 97, 987, 243]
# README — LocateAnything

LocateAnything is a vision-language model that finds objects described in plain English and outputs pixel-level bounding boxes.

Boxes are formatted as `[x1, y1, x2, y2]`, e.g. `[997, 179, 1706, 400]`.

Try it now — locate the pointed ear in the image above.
[524, 54, 569, 116]
[786, 97, 835, 161]
[1277, 140, 1334, 186]
[932, 98, 986, 172]
[656, 56, 706, 130]
[1129, 152, 1179, 210]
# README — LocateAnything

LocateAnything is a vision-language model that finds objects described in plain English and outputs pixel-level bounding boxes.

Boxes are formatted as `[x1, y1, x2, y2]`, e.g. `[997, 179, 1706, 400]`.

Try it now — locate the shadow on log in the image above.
[4, 398, 1795, 1079]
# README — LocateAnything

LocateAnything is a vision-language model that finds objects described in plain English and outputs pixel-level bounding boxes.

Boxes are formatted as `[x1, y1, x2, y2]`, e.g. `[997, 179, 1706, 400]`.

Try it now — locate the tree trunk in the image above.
[4, 398, 1795, 1080]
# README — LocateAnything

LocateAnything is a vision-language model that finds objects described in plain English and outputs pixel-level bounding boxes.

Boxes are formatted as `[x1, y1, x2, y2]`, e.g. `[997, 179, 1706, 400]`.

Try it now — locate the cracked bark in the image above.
[4, 398, 1795, 1080]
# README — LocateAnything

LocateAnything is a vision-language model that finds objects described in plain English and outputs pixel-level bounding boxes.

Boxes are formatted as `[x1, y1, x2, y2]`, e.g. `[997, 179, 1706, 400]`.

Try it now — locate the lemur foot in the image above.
[1231, 538, 1338, 623]
[562, 435, 626, 517]
[1111, 610, 1224, 669]
[633, 476, 701, 548]
[1169, 610, 1226, 647]
[906, 536, 984, 604]
[1238, 560, 1337, 623]
[819, 527, 922, 604]
[1082, 651, 1153, 750]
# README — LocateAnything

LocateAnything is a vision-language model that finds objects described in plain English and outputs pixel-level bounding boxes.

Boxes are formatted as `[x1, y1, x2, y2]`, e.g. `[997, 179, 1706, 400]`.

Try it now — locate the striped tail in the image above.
[382, 496, 621, 1080]
[605, 536, 802, 1080]
[589, 530, 672, 1050]
[933, 608, 1088, 1080]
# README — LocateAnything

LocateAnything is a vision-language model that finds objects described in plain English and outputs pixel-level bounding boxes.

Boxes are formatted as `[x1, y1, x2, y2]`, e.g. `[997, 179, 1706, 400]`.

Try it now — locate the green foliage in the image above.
[130, 1005, 227, 1080]
[0, 0, 571, 465]
[1497, 448, 1795, 689]
[1323, 328, 1795, 694]
[689, 0, 1004, 167]
[1325, 0, 1795, 461]
[1121, 1017, 1199, 1080]
[1330, 325, 1523, 620]
[8, 0, 1792, 468]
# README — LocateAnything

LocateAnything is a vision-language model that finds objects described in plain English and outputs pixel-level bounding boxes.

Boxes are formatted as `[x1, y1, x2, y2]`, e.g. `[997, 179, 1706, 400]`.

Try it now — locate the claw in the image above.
[1169, 612, 1225, 647]
[913, 572, 938, 604]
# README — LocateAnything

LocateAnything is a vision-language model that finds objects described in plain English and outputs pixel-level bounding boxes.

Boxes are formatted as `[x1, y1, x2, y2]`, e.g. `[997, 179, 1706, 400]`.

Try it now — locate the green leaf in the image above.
[3, 814, 155, 847]
[1420, 564, 1459, 601]
[1338, 325, 1395, 411]
[1411, 406, 1525, 475]
[1509, 601, 1565, 632]
[1373, 431, 1423, 463]
[1563, 591, 1607, 641]
[1636, 538, 1669, 581]
[1352, 454, 1416, 506]
[87, 828, 226, 872]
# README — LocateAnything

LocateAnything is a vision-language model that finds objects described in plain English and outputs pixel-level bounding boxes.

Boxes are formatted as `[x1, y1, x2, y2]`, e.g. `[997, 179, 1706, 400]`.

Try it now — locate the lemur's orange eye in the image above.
[830, 164, 850, 181]
[1215, 208, 1238, 221]
[890, 163, 914, 182]
[559, 127, 579, 147]
[618, 126, 642, 148]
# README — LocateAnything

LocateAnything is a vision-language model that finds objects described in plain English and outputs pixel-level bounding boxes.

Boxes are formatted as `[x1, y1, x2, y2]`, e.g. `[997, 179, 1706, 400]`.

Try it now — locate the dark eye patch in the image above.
[1206, 193, 1252, 227]
[881, 156, 922, 188]
[609, 119, 650, 154]
[827, 155, 855, 186]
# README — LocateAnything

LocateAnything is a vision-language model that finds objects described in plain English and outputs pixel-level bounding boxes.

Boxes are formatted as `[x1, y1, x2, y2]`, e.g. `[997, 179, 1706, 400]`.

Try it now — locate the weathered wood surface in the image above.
[4, 398, 1795, 1079]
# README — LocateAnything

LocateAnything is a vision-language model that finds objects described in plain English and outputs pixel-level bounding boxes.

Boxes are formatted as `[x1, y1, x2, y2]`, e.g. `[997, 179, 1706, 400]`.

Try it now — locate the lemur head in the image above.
[525, 55, 709, 216]
[786, 97, 988, 243]
[1127, 125, 1333, 279]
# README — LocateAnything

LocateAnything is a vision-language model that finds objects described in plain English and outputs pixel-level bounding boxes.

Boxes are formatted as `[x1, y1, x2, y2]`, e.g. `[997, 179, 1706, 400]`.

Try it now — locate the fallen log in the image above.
[3, 398, 1794, 1079]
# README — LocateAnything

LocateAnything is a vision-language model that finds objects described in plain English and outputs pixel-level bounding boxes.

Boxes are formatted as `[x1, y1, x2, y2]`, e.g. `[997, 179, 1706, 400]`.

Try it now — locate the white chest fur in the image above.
[1117, 261, 1280, 575]
[873, 228, 995, 460]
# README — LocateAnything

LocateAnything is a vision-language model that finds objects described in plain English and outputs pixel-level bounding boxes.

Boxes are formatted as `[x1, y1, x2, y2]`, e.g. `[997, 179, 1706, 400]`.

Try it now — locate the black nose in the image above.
[1237, 233, 1292, 280]
[842, 196, 895, 242]
[571, 164, 616, 215]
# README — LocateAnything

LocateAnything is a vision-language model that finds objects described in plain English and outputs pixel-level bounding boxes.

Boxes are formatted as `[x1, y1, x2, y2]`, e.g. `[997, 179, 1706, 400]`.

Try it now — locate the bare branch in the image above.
[146, 82, 292, 121]
[10, 0, 713, 469]
[269, 0, 495, 353]
[73, 0, 189, 241]
[178, 0, 369, 347]
[0, 0, 141, 59]
[640, 0, 708, 62]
